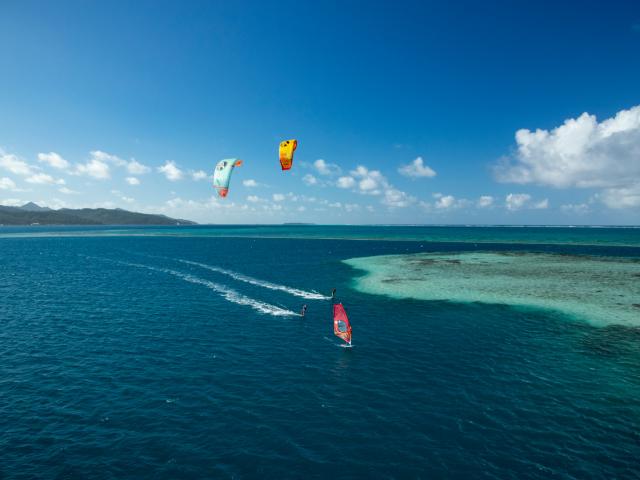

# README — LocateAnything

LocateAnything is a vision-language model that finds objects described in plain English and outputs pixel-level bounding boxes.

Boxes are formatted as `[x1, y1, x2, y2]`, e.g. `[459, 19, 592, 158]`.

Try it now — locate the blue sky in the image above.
[1, 0, 639, 224]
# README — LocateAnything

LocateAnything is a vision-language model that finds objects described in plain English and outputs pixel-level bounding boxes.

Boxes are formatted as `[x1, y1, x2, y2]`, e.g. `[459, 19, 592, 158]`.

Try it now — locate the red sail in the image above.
[333, 303, 352, 345]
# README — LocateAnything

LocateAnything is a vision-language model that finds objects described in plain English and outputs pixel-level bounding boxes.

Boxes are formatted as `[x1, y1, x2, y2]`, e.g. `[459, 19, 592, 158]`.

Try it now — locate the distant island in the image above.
[0, 202, 196, 226]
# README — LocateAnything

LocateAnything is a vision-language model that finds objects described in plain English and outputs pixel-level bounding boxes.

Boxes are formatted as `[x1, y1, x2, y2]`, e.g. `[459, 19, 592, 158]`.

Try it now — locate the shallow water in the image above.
[344, 252, 640, 327]
[1, 227, 640, 479]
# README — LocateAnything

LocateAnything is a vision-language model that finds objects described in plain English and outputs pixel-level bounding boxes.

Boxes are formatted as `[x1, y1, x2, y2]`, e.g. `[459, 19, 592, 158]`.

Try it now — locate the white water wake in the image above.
[120, 261, 299, 317]
[179, 260, 330, 300]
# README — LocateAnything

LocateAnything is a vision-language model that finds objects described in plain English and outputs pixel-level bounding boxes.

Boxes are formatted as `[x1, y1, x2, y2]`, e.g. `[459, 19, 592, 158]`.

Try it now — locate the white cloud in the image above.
[561, 203, 590, 215]
[0, 153, 34, 176]
[533, 198, 549, 209]
[337, 176, 355, 189]
[313, 159, 341, 176]
[398, 156, 436, 178]
[0, 198, 26, 207]
[158, 161, 183, 181]
[111, 189, 134, 203]
[125, 177, 140, 186]
[25, 173, 65, 185]
[243, 179, 258, 187]
[505, 193, 531, 211]
[496, 105, 640, 209]
[435, 194, 456, 209]
[75, 158, 110, 179]
[383, 188, 415, 208]
[359, 176, 378, 192]
[303, 174, 318, 186]
[273, 193, 285, 202]
[421, 194, 471, 211]
[297, 206, 306, 212]
[58, 187, 79, 195]
[191, 170, 208, 181]
[88, 151, 150, 175]
[38, 152, 69, 170]
[247, 195, 265, 203]
[336, 165, 414, 208]
[0, 177, 16, 190]
[126, 159, 150, 175]
[90, 150, 125, 166]
[477, 195, 494, 208]
[351, 166, 384, 195]
[598, 184, 640, 209]
[344, 203, 361, 212]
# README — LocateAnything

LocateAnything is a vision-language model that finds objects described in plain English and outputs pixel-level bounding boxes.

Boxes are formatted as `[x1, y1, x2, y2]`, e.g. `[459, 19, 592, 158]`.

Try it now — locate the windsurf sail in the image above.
[333, 303, 352, 345]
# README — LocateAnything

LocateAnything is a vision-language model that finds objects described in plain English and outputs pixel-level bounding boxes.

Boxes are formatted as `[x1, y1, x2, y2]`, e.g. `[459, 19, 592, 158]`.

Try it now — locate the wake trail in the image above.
[179, 259, 330, 300]
[88, 255, 299, 317]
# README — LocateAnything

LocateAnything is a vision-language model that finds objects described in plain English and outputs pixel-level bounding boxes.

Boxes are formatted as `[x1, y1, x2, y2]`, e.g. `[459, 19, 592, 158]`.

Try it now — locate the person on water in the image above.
[301, 304, 308, 317]
[331, 288, 336, 299]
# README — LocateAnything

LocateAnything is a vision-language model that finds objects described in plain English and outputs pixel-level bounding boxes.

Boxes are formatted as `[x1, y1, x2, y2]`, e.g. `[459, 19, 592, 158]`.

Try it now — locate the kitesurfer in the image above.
[331, 288, 336, 299]
[301, 304, 308, 317]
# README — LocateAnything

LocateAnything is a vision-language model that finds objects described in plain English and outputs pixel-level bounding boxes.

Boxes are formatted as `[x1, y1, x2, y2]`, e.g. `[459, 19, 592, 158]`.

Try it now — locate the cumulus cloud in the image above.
[504, 193, 548, 211]
[58, 187, 79, 195]
[336, 165, 414, 208]
[125, 177, 140, 186]
[0, 198, 26, 207]
[336, 176, 355, 189]
[533, 198, 549, 209]
[247, 195, 266, 203]
[75, 158, 110, 179]
[420, 194, 472, 212]
[89, 151, 150, 175]
[505, 193, 531, 211]
[477, 195, 494, 208]
[303, 174, 318, 186]
[313, 159, 341, 176]
[496, 105, 640, 209]
[273, 193, 285, 202]
[38, 152, 69, 170]
[0, 177, 17, 190]
[383, 188, 415, 208]
[111, 189, 134, 203]
[26, 173, 65, 185]
[435, 194, 456, 209]
[344, 203, 361, 212]
[561, 203, 590, 215]
[190, 170, 208, 181]
[243, 179, 258, 187]
[158, 161, 183, 181]
[598, 184, 640, 208]
[126, 159, 150, 175]
[398, 157, 436, 178]
[350, 166, 385, 194]
[0, 152, 35, 176]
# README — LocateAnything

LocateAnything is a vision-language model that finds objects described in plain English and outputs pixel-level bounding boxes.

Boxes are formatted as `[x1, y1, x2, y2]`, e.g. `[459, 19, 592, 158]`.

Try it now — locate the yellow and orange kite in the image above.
[279, 139, 298, 170]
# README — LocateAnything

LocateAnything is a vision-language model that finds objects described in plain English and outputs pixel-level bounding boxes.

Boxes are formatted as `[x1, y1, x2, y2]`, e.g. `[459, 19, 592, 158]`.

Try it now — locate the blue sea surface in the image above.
[1, 226, 639, 479]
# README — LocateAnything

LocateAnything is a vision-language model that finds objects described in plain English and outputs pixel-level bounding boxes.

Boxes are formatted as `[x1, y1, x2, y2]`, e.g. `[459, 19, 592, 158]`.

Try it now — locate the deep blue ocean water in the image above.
[1, 226, 639, 479]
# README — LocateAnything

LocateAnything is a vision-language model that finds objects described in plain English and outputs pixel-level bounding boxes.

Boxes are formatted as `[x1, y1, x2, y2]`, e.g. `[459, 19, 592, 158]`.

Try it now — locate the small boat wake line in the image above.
[178, 259, 330, 300]
[119, 260, 299, 317]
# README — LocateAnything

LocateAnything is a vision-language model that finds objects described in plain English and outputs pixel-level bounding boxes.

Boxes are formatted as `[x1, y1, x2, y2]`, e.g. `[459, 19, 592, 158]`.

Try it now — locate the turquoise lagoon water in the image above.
[1, 225, 639, 478]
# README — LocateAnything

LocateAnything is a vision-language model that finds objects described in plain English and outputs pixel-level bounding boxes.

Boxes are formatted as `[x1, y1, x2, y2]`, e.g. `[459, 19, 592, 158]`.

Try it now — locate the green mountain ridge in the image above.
[0, 203, 196, 225]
